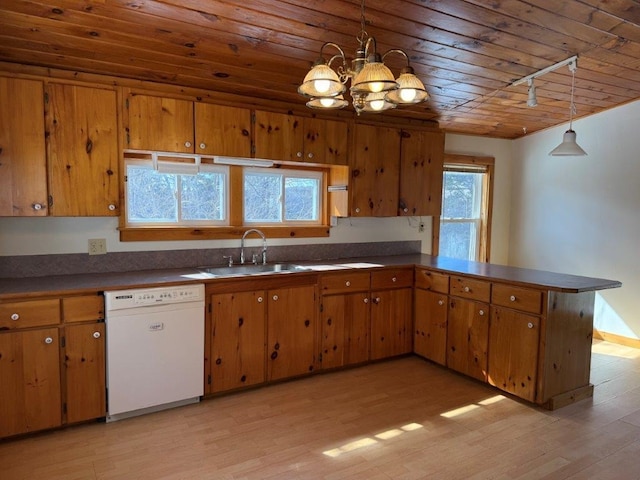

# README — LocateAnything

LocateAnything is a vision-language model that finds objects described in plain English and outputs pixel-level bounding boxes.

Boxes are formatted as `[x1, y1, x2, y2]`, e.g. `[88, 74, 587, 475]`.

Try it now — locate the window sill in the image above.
[119, 226, 331, 242]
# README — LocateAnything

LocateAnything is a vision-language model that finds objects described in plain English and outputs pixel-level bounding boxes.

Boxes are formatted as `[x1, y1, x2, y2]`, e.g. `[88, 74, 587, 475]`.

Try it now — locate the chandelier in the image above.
[298, 0, 429, 114]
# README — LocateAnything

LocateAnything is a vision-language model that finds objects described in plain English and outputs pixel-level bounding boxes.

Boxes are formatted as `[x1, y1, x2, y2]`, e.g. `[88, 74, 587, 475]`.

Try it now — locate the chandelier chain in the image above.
[356, 0, 368, 46]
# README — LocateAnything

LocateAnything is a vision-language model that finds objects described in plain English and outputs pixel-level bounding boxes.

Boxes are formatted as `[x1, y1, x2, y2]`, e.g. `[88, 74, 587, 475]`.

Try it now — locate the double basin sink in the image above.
[198, 263, 310, 278]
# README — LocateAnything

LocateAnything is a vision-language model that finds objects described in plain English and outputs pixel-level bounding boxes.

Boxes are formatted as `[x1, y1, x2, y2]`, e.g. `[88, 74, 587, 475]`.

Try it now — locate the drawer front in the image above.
[491, 284, 543, 314]
[450, 276, 491, 303]
[320, 272, 370, 295]
[371, 268, 413, 290]
[62, 295, 105, 323]
[415, 269, 449, 293]
[0, 299, 61, 330]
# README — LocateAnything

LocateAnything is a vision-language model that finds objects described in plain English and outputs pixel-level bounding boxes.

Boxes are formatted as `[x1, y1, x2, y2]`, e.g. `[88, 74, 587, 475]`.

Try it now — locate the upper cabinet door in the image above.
[254, 110, 304, 161]
[126, 94, 194, 153]
[350, 124, 401, 217]
[195, 103, 252, 157]
[46, 84, 119, 216]
[304, 118, 349, 165]
[399, 129, 445, 217]
[0, 77, 48, 216]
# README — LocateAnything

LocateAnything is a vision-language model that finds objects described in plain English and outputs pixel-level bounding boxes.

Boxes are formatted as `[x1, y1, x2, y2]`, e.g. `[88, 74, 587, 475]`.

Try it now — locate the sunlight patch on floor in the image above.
[592, 341, 640, 359]
[322, 423, 424, 457]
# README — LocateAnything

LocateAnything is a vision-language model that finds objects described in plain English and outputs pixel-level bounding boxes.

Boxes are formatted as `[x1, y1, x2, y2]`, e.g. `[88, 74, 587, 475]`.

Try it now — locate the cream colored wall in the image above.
[511, 99, 640, 339]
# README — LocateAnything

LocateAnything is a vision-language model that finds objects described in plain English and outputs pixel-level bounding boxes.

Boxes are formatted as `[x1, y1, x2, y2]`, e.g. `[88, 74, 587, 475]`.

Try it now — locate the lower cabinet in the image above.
[0, 327, 62, 438]
[414, 290, 448, 365]
[210, 291, 266, 393]
[446, 297, 489, 382]
[370, 287, 413, 360]
[267, 285, 317, 381]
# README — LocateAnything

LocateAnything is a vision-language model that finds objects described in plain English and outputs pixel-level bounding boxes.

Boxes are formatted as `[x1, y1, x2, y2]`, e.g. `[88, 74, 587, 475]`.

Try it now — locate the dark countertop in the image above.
[0, 254, 621, 300]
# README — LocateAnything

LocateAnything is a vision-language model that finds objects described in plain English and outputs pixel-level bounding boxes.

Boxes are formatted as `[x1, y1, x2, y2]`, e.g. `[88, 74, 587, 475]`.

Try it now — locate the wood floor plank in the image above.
[1, 341, 640, 479]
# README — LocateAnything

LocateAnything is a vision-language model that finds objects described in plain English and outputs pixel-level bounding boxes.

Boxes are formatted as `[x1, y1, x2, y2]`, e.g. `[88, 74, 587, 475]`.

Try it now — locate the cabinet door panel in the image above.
[267, 285, 316, 380]
[127, 94, 194, 152]
[0, 328, 61, 437]
[211, 291, 266, 392]
[195, 103, 252, 157]
[414, 290, 447, 365]
[65, 323, 105, 423]
[320, 295, 346, 369]
[0, 78, 47, 216]
[399, 130, 444, 216]
[254, 111, 303, 161]
[344, 293, 371, 365]
[47, 84, 119, 216]
[489, 306, 540, 402]
[371, 288, 412, 360]
[350, 124, 401, 217]
[447, 298, 489, 381]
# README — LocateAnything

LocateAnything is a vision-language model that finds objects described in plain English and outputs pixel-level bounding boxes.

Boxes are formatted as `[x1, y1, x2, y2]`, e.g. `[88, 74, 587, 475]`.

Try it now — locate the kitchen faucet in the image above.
[240, 229, 267, 265]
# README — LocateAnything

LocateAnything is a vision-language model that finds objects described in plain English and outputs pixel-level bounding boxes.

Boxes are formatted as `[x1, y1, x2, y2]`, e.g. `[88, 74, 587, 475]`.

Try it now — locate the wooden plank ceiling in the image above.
[1, 0, 639, 139]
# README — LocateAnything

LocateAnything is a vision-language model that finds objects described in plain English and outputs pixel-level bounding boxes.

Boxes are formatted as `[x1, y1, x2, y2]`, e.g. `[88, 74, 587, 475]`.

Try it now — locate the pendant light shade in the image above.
[549, 130, 587, 156]
[306, 95, 349, 110]
[298, 63, 345, 98]
[350, 54, 397, 94]
[385, 66, 430, 104]
[359, 91, 397, 112]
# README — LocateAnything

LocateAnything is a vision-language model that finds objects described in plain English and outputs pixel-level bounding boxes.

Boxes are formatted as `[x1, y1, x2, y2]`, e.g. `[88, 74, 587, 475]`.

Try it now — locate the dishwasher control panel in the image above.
[105, 284, 205, 311]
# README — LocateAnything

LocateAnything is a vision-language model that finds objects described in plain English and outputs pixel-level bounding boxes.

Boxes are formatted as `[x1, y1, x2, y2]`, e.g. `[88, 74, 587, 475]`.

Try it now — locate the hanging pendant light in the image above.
[549, 59, 587, 156]
[298, 0, 429, 114]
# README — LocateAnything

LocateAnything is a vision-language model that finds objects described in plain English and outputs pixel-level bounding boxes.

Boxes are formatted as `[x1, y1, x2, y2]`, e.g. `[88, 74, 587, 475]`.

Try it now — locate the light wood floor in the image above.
[2, 340, 640, 480]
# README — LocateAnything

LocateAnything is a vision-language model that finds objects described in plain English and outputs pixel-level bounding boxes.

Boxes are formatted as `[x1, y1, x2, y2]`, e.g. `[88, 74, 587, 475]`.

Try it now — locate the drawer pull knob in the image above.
[308, 152, 314, 159]
[257, 296, 263, 303]
[11, 313, 19, 321]
[272, 295, 279, 301]
[374, 297, 381, 304]
[297, 151, 303, 158]
[438, 300, 444, 306]
[345, 281, 351, 287]
[528, 322, 534, 329]
[363, 298, 369, 304]
[44, 337, 53, 344]
[510, 295, 516, 302]
[184, 141, 192, 148]
[392, 277, 397, 282]
[199, 143, 206, 149]
[355, 207, 360, 213]
[464, 286, 470, 293]
[479, 310, 485, 316]
[93, 331, 101, 339]
[33, 203, 43, 211]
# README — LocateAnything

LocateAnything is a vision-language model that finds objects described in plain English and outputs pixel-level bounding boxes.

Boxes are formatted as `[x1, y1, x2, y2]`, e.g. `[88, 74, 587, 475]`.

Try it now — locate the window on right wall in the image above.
[435, 154, 494, 263]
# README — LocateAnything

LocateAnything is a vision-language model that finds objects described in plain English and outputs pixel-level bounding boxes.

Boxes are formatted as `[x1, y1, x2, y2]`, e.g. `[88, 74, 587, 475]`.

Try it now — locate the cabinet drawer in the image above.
[491, 284, 543, 315]
[62, 295, 105, 323]
[415, 269, 449, 293]
[0, 299, 61, 330]
[320, 272, 370, 295]
[450, 276, 491, 303]
[371, 268, 413, 289]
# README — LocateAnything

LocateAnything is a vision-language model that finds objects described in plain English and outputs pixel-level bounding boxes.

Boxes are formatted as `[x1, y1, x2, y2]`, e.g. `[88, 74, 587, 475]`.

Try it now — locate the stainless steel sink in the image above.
[198, 263, 309, 277]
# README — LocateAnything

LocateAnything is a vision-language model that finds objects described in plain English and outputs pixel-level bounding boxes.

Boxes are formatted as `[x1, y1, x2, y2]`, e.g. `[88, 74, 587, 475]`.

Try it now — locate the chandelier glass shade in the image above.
[298, 0, 428, 114]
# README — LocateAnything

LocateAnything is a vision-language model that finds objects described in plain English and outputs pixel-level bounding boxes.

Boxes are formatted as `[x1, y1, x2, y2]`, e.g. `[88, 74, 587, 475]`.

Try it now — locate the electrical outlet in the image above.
[88, 238, 107, 255]
[418, 222, 425, 232]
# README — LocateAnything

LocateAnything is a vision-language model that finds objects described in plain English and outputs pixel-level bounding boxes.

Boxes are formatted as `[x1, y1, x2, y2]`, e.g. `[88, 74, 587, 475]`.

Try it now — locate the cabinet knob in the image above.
[308, 152, 314, 159]
[528, 322, 534, 329]
[510, 295, 516, 302]
[199, 142, 206, 150]
[374, 297, 381, 304]
[44, 337, 53, 344]
[479, 310, 485, 316]
[296, 151, 303, 158]
[184, 141, 192, 148]
[464, 286, 470, 293]
[438, 300, 444, 306]
[32, 203, 43, 211]
[363, 298, 369, 304]
[257, 296, 263, 303]
[345, 281, 351, 287]
[403, 208, 408, 213]
[93, 331, 101, 339]
[11, 313, 19, 321]
[355, 207, 360, 213]
[392, 277, 397, 282]
[272, 295, 279, 301]
[108, 204, 116, 211]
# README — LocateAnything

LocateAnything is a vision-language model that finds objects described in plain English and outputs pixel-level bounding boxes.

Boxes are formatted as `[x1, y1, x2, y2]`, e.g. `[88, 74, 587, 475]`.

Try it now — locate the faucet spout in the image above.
[240, 229, 267, 265]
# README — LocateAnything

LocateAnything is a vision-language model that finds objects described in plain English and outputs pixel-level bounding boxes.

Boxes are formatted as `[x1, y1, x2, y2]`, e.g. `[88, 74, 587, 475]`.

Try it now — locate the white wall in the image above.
[444, 134, 513, 265]
[511, 100, 640, 339]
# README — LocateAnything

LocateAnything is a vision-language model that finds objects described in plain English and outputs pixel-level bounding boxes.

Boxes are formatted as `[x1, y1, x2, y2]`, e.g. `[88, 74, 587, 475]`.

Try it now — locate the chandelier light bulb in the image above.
[314, 79, 331, 94]
[369, 81, 385, 93]
[320, 97, 335, 107]
[370, 99, 386, 110]
[400, 88, 417, 102]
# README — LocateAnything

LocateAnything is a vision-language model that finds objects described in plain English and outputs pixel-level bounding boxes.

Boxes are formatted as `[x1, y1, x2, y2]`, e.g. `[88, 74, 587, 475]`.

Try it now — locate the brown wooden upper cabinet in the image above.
[399, 129, 445, 217]
[125, 93, 252, 157]
[350, 124, 401, 217]
[46, 84, 119, 216]
[254, 110, 348, 164]
[0, 77, 48, 217]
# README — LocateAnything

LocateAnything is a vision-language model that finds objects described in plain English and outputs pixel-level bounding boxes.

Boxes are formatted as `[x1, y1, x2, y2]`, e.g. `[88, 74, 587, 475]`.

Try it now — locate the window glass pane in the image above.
[181, 172, 226, 221]
[442, 172, 482, 219]
[244, 172, 282, 223]
[439, 222, 477, 261]
[126, 165, 177, 223]
[285, 177, 320, 221]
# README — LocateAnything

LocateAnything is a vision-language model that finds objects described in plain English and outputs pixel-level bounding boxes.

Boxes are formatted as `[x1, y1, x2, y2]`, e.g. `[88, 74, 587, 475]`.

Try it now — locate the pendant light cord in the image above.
[569, 60, 577, 130]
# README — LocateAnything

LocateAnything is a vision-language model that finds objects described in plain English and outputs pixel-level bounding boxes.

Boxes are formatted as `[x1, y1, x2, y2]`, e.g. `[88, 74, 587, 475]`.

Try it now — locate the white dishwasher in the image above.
[104, 284, 205, 422]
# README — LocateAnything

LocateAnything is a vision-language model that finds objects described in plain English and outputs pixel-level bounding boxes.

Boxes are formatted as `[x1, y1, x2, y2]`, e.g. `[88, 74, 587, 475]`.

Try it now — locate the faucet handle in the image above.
[223, 255, 233, 267]
[251, 253, 259, 264]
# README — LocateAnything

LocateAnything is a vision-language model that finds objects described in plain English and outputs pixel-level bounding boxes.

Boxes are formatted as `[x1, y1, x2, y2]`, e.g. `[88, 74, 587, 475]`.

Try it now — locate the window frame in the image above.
[432, 154, 494, 263]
